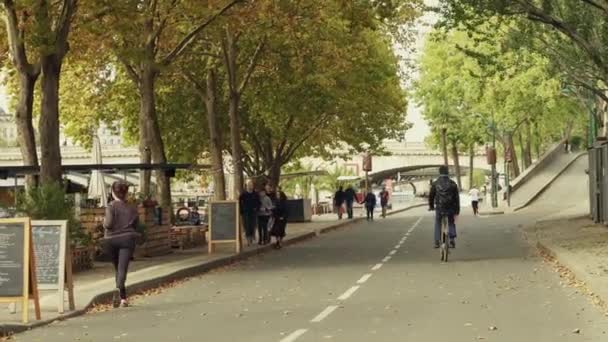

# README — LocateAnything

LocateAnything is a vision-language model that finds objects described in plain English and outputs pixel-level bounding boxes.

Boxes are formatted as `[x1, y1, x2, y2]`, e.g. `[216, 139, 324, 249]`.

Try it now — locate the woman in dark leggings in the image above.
[103, 181, 140, 308]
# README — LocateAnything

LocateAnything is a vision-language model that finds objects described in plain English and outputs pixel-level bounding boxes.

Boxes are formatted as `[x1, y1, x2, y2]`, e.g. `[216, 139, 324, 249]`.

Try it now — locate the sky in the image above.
[402, 0, 439, 143]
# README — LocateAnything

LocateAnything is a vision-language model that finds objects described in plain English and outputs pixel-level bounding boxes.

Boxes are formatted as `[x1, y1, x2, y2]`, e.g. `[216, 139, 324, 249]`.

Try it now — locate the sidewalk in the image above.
[524, 217, 608, 315]
[0, 201, 425, 335]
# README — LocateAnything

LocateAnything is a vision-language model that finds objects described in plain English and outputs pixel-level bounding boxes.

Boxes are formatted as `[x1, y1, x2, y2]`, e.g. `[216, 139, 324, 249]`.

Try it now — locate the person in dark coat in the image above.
[103, 181, 140, 308]
[379, 186, 390, 218]
[271, 189, 289, 249]
[363, 191, 377, 221]
[344, 185, 358, 219]
[429, 165, 460, 249]
[239, 180, 261, 246]
[334, 186, 345, 219]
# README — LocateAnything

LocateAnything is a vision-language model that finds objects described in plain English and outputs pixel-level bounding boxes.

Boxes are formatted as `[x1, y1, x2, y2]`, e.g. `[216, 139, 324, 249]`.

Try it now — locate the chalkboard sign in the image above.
[208, 201, 241, 254]
[31, 222, 67, 288]
[31, 220, 72, 314]
[0, 222, 25, 296]
[0, 218, 41, 323]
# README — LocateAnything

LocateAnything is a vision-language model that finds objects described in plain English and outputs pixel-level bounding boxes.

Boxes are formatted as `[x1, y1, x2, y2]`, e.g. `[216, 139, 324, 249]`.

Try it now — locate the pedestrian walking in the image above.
[344, 185, 357, 219]
[379, 186, 390, 218]
[271, 189, 289, 249]
[334, 186, 345, 219]
[239, 180, 261, 246]
[258, 186, 274, 245]
[469, 187, 480, 216]
[363, 191, 377, 221]
[103, 181, 140, 308]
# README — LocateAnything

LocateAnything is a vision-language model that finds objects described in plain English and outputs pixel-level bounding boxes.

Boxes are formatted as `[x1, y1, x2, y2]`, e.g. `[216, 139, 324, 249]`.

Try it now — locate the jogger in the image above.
[103, 181, 140, 308]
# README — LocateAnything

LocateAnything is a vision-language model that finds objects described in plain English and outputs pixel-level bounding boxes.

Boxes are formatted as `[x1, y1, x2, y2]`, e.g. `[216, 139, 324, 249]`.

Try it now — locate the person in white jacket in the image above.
[469, 187, 480, 216]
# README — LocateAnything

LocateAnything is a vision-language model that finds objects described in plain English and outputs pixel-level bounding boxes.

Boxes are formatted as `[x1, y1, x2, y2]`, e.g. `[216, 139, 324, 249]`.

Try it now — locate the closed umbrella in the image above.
[88, 135, 108, 207]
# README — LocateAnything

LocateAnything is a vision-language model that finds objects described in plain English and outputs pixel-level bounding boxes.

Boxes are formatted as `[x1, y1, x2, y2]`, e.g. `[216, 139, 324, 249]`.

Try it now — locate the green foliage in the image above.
[414, 25, 586, 166]
[471, 170, 486, 189]
[16, 183, 92, 247]
[280, 162, 356, 199]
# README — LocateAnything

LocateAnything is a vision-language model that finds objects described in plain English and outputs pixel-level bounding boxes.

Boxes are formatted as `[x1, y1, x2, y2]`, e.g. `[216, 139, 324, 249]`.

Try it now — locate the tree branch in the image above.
[283, 113, 333, 162]
[56, 0, 78, 57]
[238, 38, 266, 94]
[2, 0, 32, 72]
[520, 1, 607, 73]
[118, 57, 140, 84]
[579, 0, 608, 15]
[160, 0, 243, 66]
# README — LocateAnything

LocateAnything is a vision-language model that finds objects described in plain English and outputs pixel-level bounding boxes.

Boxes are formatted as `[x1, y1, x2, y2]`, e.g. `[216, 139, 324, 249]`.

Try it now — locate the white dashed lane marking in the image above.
[280, 329, 308, 342]
[311, 306, 339, 323]
[338, 286, 360, 301]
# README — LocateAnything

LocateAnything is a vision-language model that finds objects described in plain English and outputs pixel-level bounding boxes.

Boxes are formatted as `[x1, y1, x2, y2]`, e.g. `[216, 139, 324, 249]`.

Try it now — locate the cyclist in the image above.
[429, 165, 460, 249]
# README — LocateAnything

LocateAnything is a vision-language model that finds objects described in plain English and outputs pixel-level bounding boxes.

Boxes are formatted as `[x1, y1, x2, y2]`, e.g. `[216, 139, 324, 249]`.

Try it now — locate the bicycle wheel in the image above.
[443, 231, 449, 262]
[442, 216, 449, 262]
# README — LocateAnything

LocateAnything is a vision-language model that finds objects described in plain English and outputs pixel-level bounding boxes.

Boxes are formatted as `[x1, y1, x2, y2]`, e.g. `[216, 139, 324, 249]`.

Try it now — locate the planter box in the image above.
[286, 199, 312, 222]
[72, 246, 95, 272]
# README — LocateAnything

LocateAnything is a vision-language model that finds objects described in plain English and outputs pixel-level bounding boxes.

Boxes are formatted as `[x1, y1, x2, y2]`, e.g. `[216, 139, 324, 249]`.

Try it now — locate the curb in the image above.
[513, 152, 587, 212]
[1, 203, 425, 336]
[478, 210, 505, 216]
[536, 214, 590, 224]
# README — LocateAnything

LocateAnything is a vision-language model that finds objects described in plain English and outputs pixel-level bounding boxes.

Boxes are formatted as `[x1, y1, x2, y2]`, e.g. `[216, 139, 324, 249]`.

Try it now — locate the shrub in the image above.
[16, 183, 92, 247]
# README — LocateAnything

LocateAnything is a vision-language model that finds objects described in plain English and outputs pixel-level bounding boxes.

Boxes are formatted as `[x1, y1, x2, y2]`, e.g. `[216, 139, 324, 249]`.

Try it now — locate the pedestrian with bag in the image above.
[271, 188, 289, 249]
[239, 180, 261, 246]
[103, 181, 140, 308]
[334, 186, 345, 219]
[379, 186, 390, 218]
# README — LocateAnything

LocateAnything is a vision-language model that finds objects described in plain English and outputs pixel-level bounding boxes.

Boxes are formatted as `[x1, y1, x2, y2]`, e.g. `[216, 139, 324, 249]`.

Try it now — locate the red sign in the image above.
[362, 153, 372, 172]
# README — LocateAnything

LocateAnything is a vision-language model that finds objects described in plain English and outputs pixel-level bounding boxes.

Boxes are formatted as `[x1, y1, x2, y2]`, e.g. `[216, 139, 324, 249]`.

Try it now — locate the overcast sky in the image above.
[402, 0, 438, 143]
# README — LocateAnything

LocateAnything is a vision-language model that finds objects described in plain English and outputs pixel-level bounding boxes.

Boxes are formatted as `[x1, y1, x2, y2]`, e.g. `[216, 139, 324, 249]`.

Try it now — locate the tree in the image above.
[239, 0, 413, 186]
[415, 26, 584, 181]
[1, 0, 77, 187]
[87, 0, 242, 206]
[438, 0, 608, 134]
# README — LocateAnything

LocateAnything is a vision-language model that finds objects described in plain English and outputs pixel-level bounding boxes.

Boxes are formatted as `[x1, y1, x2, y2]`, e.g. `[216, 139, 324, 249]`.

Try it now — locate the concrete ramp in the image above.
[509, 151, 585, 211]
[528, 154, 589, 220]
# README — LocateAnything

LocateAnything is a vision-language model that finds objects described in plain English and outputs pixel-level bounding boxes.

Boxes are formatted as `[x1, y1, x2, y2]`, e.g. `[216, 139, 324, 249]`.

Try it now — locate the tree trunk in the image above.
[223, 31, 244, 199]
[468, 143, 474, 190]
[524, 121, 532, 168]
[39, 56, 63, 185]
[268, 161, 282, 188]
[15, 71, 39, 189]
[138, 78, 152, 198]
[204, 68, 226, 201]
[139, 68, 171, 207]
[441, 128, 449, 166]
[506, 133, 520, 178]
[534, 121, 541, 160]
[518, 130, 526, 171]
[450, 140, 462, 189]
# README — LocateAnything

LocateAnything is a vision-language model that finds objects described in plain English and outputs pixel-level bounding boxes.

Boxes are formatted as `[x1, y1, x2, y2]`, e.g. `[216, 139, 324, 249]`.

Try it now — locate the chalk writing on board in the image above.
[0, 224, 25, 296]
[32, 226, 61, 286]
[210, 202, 237, 241]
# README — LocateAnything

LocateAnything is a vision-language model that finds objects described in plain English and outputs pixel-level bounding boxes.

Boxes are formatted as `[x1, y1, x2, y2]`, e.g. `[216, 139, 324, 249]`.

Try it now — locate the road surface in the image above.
[15, 207, 608, 341]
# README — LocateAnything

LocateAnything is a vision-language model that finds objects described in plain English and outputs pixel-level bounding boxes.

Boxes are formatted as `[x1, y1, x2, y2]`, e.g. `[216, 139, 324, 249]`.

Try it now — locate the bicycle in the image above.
[439, 214, 450, 262]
